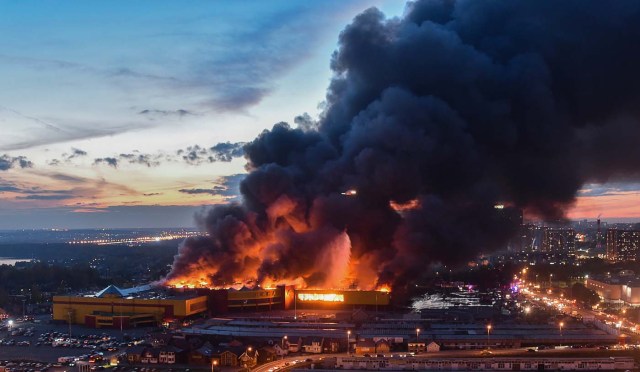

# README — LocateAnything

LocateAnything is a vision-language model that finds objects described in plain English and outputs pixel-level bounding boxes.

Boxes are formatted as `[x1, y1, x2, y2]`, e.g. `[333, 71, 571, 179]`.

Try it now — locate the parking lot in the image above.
[0, 315, 157, 365]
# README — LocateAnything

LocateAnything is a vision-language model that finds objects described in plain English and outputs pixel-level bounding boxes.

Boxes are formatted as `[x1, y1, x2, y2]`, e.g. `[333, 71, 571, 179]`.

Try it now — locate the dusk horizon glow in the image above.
[1, 1, 640, 229]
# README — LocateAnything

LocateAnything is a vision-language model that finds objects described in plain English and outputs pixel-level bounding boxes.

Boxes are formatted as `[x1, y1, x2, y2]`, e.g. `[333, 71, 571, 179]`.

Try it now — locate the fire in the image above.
[389, 199, 420, 212]
[164, 189, 393, 292]
[377, 284, 391, 293]
[297, 293, 345, 302]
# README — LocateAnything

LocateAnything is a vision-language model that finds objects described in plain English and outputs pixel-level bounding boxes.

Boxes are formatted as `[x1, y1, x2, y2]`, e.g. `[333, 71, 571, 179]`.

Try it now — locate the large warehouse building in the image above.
[186, 285, 391, 314]
[53, 284, 391, 328]
[53, 285, 208, 328]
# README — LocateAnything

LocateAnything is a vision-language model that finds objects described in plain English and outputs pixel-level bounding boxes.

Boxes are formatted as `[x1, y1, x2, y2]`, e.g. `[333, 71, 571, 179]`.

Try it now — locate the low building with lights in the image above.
[52, 285, 208, 328]
[182, 286, 390, 314]
[585, 272, 640, 306]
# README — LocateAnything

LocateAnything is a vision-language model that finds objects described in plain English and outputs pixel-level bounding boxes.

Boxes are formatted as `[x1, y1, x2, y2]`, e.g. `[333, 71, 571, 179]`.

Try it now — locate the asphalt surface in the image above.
[0, 315, 155, 363]
[252, 348, 639, 372]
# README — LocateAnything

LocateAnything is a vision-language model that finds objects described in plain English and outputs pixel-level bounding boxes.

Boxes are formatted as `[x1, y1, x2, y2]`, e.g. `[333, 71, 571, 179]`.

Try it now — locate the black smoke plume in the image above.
[167, 0, 640, 293]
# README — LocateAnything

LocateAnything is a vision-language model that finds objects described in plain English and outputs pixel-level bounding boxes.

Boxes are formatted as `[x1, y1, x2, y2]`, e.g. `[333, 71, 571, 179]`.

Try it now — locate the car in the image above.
[527, 348, 537, 352]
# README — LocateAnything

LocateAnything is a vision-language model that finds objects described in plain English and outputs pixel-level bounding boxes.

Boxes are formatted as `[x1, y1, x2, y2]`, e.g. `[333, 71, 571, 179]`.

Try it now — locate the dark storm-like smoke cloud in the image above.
[168, 0, 640, 291]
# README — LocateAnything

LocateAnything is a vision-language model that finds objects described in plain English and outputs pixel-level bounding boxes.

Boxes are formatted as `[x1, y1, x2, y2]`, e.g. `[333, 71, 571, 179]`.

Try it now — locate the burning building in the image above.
[164, 0, 640, 301]
[168, 284, 390, 314]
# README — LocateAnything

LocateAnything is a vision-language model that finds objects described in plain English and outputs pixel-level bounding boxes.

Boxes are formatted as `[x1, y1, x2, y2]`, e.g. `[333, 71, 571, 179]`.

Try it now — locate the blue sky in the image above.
[0, 0, 407, 229]
[1, 1, 639, 229]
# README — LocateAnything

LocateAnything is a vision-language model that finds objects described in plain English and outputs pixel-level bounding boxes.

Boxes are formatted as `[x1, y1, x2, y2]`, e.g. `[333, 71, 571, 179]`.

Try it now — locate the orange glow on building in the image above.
[297, 292, 345, 302]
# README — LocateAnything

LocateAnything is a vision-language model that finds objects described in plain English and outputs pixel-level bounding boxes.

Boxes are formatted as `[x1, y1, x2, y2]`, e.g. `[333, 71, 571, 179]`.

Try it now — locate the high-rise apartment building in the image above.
[541, 227, 575, 252]
[606, 229, 640, 261]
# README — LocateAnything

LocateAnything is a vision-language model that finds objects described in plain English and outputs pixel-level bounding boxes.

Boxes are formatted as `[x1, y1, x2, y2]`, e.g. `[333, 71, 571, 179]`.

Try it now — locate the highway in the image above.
[251, 347, 636, 372]
[253, 353, 331, 372]
[520, 286, 639, 341]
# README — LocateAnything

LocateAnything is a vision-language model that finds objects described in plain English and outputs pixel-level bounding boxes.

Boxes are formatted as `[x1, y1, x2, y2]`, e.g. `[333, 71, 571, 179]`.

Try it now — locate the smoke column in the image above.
[166, 0, 640, 293]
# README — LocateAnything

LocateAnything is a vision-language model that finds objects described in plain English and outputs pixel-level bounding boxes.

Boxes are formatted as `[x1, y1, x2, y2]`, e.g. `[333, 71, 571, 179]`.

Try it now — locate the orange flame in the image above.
[376, 284, 391, 293]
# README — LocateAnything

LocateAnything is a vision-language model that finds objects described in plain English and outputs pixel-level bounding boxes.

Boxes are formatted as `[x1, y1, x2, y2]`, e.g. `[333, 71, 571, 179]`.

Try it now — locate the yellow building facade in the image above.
[53, 286, 207, 328]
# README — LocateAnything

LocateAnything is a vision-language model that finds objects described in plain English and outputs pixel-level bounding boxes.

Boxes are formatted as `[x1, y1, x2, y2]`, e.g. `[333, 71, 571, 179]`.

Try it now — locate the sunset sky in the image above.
[0, 0, 638, 229]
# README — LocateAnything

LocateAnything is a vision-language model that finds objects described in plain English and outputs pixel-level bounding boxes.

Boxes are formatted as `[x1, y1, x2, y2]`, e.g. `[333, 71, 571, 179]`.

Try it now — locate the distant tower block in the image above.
[596, 216, 603, 250]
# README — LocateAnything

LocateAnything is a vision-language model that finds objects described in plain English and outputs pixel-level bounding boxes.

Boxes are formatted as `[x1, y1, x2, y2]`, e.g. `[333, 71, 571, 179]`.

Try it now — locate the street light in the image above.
[211, 359, 218, 372]
[559, 322, 564, 347]
[486, 324, 492, 350]
[347, 330, 351, 354]
[282, 335, 288, 359]
[416, 328, 420, 343]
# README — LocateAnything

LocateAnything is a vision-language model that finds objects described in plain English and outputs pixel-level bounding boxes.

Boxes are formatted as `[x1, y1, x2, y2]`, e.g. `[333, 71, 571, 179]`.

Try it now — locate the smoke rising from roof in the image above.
[167, 0, 640, 292]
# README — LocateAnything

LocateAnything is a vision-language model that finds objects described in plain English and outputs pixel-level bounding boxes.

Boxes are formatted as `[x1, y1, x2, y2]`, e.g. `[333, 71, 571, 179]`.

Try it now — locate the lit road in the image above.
[520, 286, 640, 342]
[253, 354, 332, 372]
[252, 348, 635, 372]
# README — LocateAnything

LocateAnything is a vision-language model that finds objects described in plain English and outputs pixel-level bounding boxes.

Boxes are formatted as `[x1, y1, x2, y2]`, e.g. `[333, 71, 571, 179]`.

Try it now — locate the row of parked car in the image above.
[0, 360, 54, 372]
[37, 330, 139, 351]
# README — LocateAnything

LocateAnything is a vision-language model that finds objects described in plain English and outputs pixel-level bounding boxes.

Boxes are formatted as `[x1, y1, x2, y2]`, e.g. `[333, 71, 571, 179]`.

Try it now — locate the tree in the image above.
[571, 283, 600, 308]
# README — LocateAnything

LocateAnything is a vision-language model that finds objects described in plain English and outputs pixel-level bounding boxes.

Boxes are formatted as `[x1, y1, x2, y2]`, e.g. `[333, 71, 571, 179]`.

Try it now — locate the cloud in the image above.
[179, 187, 227, 196]
[178, 174, 245, 199]
[0, 106, 147, 151]
[0, 182, 21, 192]
[214, 173, 245, 198]
[209, 142, 245, 162]
[178, 142, 245, 165]
[172, 4, 356, 111]
[578, 183, 640, 197]
[48, 147, 89, 165]
[0, 154, 33, 171]
[59, 141, 243, 169]
[143, 192, 162, 196]
[0, 180, 76, 199]
[47, 172, 89, 183]
[93, 157, 118, 168]
[0, 3, 367, 153]
[118, 153, 161, 167]
[15, 194, 75, 200]
[93, 153, 162, 168]
[66, 147, 87, 160]
[138, 109, 196, 118]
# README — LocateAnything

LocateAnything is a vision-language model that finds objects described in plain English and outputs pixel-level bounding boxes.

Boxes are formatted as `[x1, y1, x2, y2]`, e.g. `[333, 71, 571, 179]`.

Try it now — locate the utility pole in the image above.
[67, 310, 72, 337]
